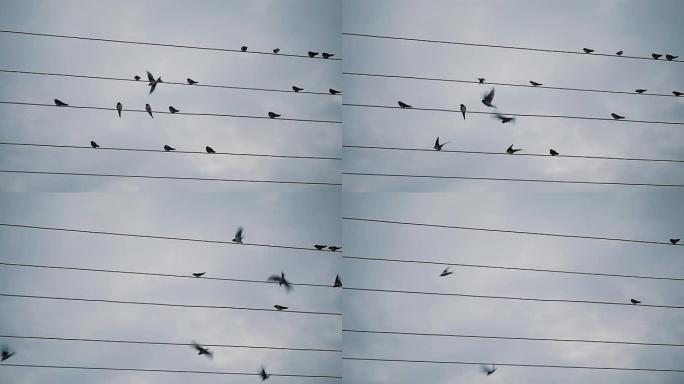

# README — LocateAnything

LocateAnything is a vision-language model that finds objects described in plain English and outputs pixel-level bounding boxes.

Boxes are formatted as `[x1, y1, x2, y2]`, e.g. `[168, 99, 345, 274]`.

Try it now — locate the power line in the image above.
[343, 171, 684, 188]
[342, 329, 684, 347]
[1, 364, 342, 379]
[0, 101, 342, 124]
[0, 142, 341, 161]
[342, 357, 684, 373]
[0, 30, 342, 61]
[342, 217, 683, 247]
[342, 144, 684, 164]
[342, 255, 684, 282]
[342, 103, 684, 126]
[0, 170, 341, 187]
[0, 334, 341, 353]
[0, 223, 343, 253]
[0, 293, 342, 316]
[343, 71, 680, 97]
[0, 68, 341, 96]
[341, 32, 683, 63]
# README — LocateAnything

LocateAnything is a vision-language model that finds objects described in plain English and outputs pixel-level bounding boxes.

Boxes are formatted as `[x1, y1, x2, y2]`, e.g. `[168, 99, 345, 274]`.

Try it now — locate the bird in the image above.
[1, 345, 15, 361]
[507, 144, 522, 154]
[635, 89, 647, 94]
[329, 88, 340, 95]
[116, 102, 123, 117]
[187, 78, 198, 85]
[670, 239, 680, 245]
[164, 145, 175, 152]
[273, 304, 288, 311]
[652, 53, 662, 60]
[241, 46, 248, 52]
[673, 91, 682, 97]
[434, 137, 448, 151]
[54, 99, 68, 106]
[582, 48, 594, 53]
[268, 272, 293, 291]
[334, 274, 342, 287]
[206, 146, 215, 153]
[232, 226, 244, 243]
[322, 52, 334, 59]
[145, 104, 153, 118]
[134, 75, 141, 81]
[268, 112, 281, 119]
[440, 267, 452, 277]
[397, 101, 412, 109]
[314, 244, 327, 250]
[611, 113, 625, 120]
[460, 104, 466, 119]
[630, 298, 641, 305]
[292, 86, 303, 92]
[192, 342, 213, 358]
[481, 364, 497, 376]
[90, 141, 99, 148]
[478, 78, 485, 84]
[481, 88, 496, 107]
[192, 272, 205, 278]
[168, 106, 179, 114]
[549, 149, 559, 156]
[615, 50, 623, 56]
[308, 51, 319, 57]
[272, 48, 280, 54]
[147, 71, 162, 94]
[529, 81, 542, 86]
[495, 114, 515, 123]
[328, 246, 341, 251]
[259, 366, 271, 381]
[666, 54, 678, 61]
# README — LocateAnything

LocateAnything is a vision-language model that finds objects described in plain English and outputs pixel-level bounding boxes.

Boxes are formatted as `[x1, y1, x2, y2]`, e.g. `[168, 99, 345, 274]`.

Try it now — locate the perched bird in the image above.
[147, 71, 162, 94]
[673, 91, 682, 97]
[652, 53, 662, 60]
[635, 89, 647, 94]
[164, 145, 175, 152]
[272, 48, 280, 54]
[54, 99, 68, 106]
[495, 114, 515, 123]
[434, 137, 448, 151]
[168, 106, 179, 114]
[134, 75, 141, 81]
[529, 80, 542, 86]
[666, 54, 678, 61]
[259, 366, 271, 381]
[397, 101, 412, 109]
[241, 46, 248, 52]
[192, 272, 205, 278]
[582, 48, 594, 54]
[232, 226, 244, 243]
[630, 298, 641, 305]
[314, 244, 327, 250]
[322, 52, 334, 59]
[481, 364, 497, 376]
[478, 78, 485, 84]
[292, 86, 304, 92]
[116, 102, 123, 117]
[187, 78, 198, 85]
[481, 88, 496, 107]
[670, 239, 680, 245]
[329, 88, 341, 95]
[611, 113, 625, 120]
[268, 272, 293, 291]
[192, 342, 213, 358]
[90, 141, 99, 148]
[440, 267, 452, 277]
[206, 146, 215, 153]
[549, 149, 559, 156]
[308, 51, 319, 57]
[507, 144, 522, 154]
[460, 104, 466, 119]
[334, 274, 342, 287]
[268, 112, 281, 119]
[145, 104, 153, 118]
[328, 246, 341, 251]
[273, 304, 288, 311]
[615, 50, 623, 56]
[1, 345, 15, 362]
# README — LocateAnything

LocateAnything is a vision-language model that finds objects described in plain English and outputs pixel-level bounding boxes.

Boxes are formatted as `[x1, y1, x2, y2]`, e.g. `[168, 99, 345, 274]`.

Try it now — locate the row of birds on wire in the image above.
[580, 48, 678, 60]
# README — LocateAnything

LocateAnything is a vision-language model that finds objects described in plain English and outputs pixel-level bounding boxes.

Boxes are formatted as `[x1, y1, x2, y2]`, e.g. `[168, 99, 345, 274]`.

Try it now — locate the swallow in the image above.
[666, 54, 678, 61]
[147, 71, 162, 94]
[308, 51, 319, 57]
[549, 149, 559, 156]
[116, 102, 123, 117]
[259, 366, 271, 380]
[134, 75, 141, 81]
[1, 345, 15, 361]
[481, 364, 497, 376]
[329, 88, 340, 95]
[507, 144, 522, 154]
[322, 52, 334, 59]
[635, 89, 647, 94]
[268, 112, 281, 119]
[273, 48, 280, 54]
[274, 304, 288, 311]
[611, 113, 625, 120]
[206, 146, 215, 153]
[478, 78, 485, 84]
[460, 104, 466, 119]
[314, 244, 327, 250]
[187, 78, 198, 85]
[164, 145, 175, 151]
[192, 272, 205, 277]
[440, 267, 452, 277]
[615, 50, 623, 56]
[397, 101, 412, 108]
[232, 226, 244, 243]
[54, 99, 68, 106]
[90, 141, 99, 148]
[630, 298, 641, 304]
[168, 106, 180, 114]
[328, 246, 341, 251]
[334, 274, 342, 287]
[292, 86, 303, 92]
[529, 81, 542, 86]
[481, 88, 496, 107]
[670, 239, 680, 245]
[434, 137, 448, 151]
[192, 342, 213, 358]
[145, 104, 153, 118]
[652, 53, 662, 60]
[582, 48, 594, 53]
[495, 114, 515, 123]
[673, 91, 682, 97]
[241, 46, 248, 52]
[268, 272, 293, 291]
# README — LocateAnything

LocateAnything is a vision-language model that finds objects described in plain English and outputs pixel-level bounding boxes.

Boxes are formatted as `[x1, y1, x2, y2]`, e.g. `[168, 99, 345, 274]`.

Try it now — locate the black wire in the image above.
[0, 364, 342, 379]
[343, 171, 684, 188]
[342, 329, 684, 347]
[0, 142, 341, 161]
[0, 335, 341, 353]
[342, 144, 684, 163]
[0, 69, 341, 96]
[342, 103, 684, 126]
[0, 30, 342, 61]
[342, 217, 683, 247]
[0, 293, 342, 316]
[0, 170, 341, 186]
[342, 357, 684, 372]
[343, 72, 680, 97]
[0, 223, 343, 253]
[0, 101, 342, 124]
[342, 255, 684, 282]
[341, 32, 683, 63]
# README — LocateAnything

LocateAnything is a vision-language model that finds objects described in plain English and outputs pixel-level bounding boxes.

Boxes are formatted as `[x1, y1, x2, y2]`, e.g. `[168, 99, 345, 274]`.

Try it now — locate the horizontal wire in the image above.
[343, 72, 681, 97]
[0, 142, 341, 161]
[341, 32, 683, 63]
[342, 255, 684, 282]
[0, 335, 341, 353]
[0, 68, 341, 96]
[342, 217, 683, 247]
[0, 30, 342, 61]
[342, 103, 684, 126]
[0, 363, 341, 379]
[342, 329, 684, 347]
[342, 144, 684, 163]
[0, 169, 341, 186]
[0, 223, 342, 253]
[343, 171, 684, 188]
[0, 101, 342, 124]
[342, 357, 684, 372]
[0, 293, 342, 316]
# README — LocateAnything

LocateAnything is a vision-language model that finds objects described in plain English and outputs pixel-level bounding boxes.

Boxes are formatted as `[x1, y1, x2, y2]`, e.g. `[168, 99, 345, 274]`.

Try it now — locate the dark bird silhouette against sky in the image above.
[635, 89, 646, 94]
[615, 50, 623, 56]
[666, 54, 678, 61]
[116, 102, 122, 117]
[54, 99, 68, 106]
[334, 274, 342, 287]
[630, 298, 641, 304]
[187, 78, 198, 85]
[671, 239, 680, 245]
[292, 86, 303, 92]
[478, 77, 485, 84]
[507, 144, 522, 154]
[440, 267, 453, 277]
[433, 137, 448, 151]
[314, 244, 327, 250]
[272, 48, 280, 54]
[611, 113, 625, 120]
[241, 46, 248, 52]
[549, 149, 559, 156]
[529, 80, 542, 86]
[145, 104, 153, 118]
[481, 88, 496, 107]
[582, 48, 594, 53]
[673, 91, 682, 97]
[164, 145, 175, 152]
[328, 246, 341, 251]
[274, 304, 288, 311]
[90, 141, 99, 148]
[268, 112, 281, 119]
[205, 146, 215, 154]
[651, 53, 662, 59]
[460, 104, 466, 119]
[308, 51, 319, 57]
[329, 88, 340, 95]
[232, 226, 244, 243]
[192, 272, 205, 278]
[146, 71, 161, 94]
[495, 114, 515, 123]
[192, 342, 213, 359]
[133, 75, 141, 81]
[260, 366, 271, 381]
[397, 101, 412, 109]
[1, 345, 15, 362]
[168, 106, 179, 113]
[322, 52, 334, 59]
[268, 272, 293, 291]
[481, 364, 497, 376]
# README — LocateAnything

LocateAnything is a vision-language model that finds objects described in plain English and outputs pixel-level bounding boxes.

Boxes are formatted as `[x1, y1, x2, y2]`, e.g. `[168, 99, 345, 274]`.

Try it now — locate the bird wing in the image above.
[267, 275, 281, 282]
[147, 71, 155, 83]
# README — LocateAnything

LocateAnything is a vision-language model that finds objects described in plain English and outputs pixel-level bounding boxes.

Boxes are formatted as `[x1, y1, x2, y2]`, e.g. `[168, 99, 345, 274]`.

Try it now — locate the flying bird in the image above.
[268, 112, 281, 119]
[635, 89, 647, 94]
[292, 86, 303, 92]
[168, 106, 179, 114]
[630, 298, 641, 305]
[670, 239, 680, 245]
[273, 304, 288, 311]
[192, 272, 205, 278]
[259, 366, 271, 381]
[308, 51, 319, 57]
[147, 71, 162, 94]
[187, 78, 198, 85]
[90, 141, 99, 148]
[495, 114, 515, 123]
[673, 91, 682, 97]
[145, 104, 153, 118]
[192, 342, 213, 358]
[434, 137, 448, 151]
[481, 364, 497, 376]
[478, 78, 485, 84]
[611, 113, 625, 120]
[206, 146, 215, 153]
[314, 244, 327, 250]
[440, 267, 452, 277]
[507, 144, 522, 154]
[164, 145, 175, 151]
[652, 53, 662, 60]
[615, 50, 623, 56]
[328, 246, 341, 251]
[549, 149, 559, 156]
[322, 52, 334, 59]
[272, 48, 280, 54]
[134, 75, 141, 81]
[329, 88, 340, 95]
[232, 226, 244, 243]
[460, 104, 466, 119]
[116, 102, 123, 117]
[529, 81, 542, 86]
[268, 272, 293, 291]
[666, 54, 678, 61]
[241, 46, 248, 52]
[54, 99, 68, 106]
[1, 345, 15, 361]
[582, 48, 594, 53]
[397, 101, 412, 109]
[481, 88, 496, 107]
[334, 274, 342, 287]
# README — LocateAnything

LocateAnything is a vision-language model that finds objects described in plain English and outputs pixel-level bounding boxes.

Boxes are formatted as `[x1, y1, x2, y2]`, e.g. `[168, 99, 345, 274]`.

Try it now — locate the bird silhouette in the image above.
[273, 304, 288, 311]
[192, 272, 205, 277]
[134, 75, 141, 81]
[314, 244, 327, 250]
[259, 366, 271, 380]
[481, 88, 496, 107]
[549, 149, 559, 156]
[397, 101, 412, 109]
[268, 272, 293, 291]
[507, 144, 522, 154]
[329, 88, 340, 95]
[187, 78, 198, 85]
[630, 298, 641, 304]
[90, 141, 99, 148]
[334, 274, 342, 287]
[232, 226, 244, 243]
[322, 52, 334, 59]
[54, 99, 68, 106]
[292, 86, 303, 92]
[434, 137, 448, 151]
[615, 50, 623, 56]
[611, 113, 625, 120]
[192, 342, 213, 358]
[582, 48, 594, 53]
[671, 239, 680, 245]
[308, 51, 319, 57]
[272, 48, 280, 54]
[1, 345, 15, 361]
[145, 104, 153, 118]
[529, 81, 542, 86]
[241, 46, 248, 52]
[328, 246, 341, 251]
[495, 114, 515, 123]
[652, 53, 662, 60]
[164, 145, 175, 152]
[268, 112, 281, 119]
[673, 91, 682, 97]
[168, 106, 179, 114]
[147, 71, 162, 94]
[666, 54, 678, 61]
[635, 89, 647, 94]
[481, 364, 497, 376]
[206, 146, 215, 153]
[478, 78, 485, 84]
[116, 102, 123, 117]
[460, 104, 466, 119]
[440, 267, 452, 277]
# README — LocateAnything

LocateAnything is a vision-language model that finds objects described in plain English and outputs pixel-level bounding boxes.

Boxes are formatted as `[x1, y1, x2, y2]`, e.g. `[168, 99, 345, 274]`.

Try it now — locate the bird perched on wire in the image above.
[495, 114, 515, 123]
[314, 244, 327, 250]
[630, 298, 641, 305]
[134, 75, 141, 81]
[116, 102, 123, 117]
[205, 146, 215, 154]
[460, 104, 466, 119]
[507, 145, 522, 154]
[241, 46, 248, 52]
[582, 48, 594, 53]
[164, 145, 175, 152]
[273, 304, 288, 311]
[272, 48, 280, 54]
[651, 53, 662, 60]
[192, 272, 205, 277]
[670, 239, 680, 245]
[666, 54, 678, 61]
[611, 113, 625, 120]
[673, 91, 682, 97]
[549, 149, 559, 156]
[481, 364, 497, 376]
[147, 71, 162, 94]
[268, 272, 293, 291]
[328, 246, 341, 251]
[308, 51, 319, 57]
[192, 342, 213, 358]
[90, 141, 99, 148]
[268, 112, 281, 119]
[259, 366, 271, 381]
[635, 89, 647, 94]
[292, 86, 303, 92]
[322, 52, 334, 59]
[433, 137, 448, 151]
[397, 101, 412, 109]
[478, 78, 485, 84]
[232, 227, 244, 243]
[168, 106, 179, 114]
[334, 274, 342, 287]
[615, 50, 623, 56]
[329, 88, 341, 95]
[187, 78, 198, 85]
[440, 267, 452, 277]
[145, 104, 153, 118]
[529, 81, 542, 86]
[54, 99, 68, 106]
[1, 345, 15, 361]
[481, 88, 496, 108]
